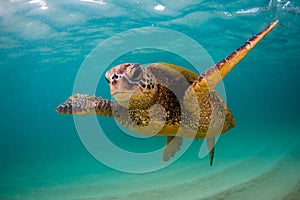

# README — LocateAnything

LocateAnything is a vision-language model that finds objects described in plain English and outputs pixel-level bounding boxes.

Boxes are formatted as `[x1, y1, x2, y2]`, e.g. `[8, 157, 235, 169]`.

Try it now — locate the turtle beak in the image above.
[105, 76, 110, 83]
[105, 71, 111, 84]
[110, 76, 142, 100]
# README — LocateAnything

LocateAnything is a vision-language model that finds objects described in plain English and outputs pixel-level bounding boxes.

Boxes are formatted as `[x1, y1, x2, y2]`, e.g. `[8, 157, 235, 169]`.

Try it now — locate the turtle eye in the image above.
[131, 66, 142, 81]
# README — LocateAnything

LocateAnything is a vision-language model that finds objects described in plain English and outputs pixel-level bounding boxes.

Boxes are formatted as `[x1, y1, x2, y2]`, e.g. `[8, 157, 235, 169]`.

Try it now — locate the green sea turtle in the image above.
[56, 20, 278, 166]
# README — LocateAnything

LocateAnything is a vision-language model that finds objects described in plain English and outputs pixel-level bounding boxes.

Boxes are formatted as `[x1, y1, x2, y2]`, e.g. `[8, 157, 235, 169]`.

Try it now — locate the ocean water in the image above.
[1, 0, 300, 199]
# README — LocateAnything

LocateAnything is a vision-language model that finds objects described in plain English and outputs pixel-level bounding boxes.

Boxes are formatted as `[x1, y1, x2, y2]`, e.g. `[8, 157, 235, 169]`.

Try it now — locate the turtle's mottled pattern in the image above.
[56, 20, 278, 166]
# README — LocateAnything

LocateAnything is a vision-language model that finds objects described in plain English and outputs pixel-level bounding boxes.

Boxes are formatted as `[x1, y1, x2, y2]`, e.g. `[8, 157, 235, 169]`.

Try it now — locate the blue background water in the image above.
[1, 0, 300, 199]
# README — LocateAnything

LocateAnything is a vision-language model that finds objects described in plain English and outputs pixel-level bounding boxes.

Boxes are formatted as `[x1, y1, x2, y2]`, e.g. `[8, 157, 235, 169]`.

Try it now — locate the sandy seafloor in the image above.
[1, 0, 300, 199]
[11, 128, 300, 200]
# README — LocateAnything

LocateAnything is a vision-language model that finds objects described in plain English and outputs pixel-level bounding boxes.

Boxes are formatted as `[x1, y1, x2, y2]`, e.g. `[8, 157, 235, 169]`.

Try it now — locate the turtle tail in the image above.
[197, 20, 279, 90]
[56, 94, 113, 117]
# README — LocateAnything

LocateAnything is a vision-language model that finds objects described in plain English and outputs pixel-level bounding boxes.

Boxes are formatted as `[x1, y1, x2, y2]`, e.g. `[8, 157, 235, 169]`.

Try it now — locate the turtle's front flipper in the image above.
[192, 20, 279, 91]
[162, 136, 183, 161]
[56, 94, 113, 117]
[207, 137, 215, 166]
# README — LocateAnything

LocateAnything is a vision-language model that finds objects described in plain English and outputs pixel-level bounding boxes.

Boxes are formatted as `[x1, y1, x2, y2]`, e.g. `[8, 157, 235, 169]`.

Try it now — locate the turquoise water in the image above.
[1, 0, 300, 199]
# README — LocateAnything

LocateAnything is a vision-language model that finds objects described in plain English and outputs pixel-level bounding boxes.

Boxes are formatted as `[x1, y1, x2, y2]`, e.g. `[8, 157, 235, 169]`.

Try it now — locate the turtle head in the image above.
[105, 63, 157, 109]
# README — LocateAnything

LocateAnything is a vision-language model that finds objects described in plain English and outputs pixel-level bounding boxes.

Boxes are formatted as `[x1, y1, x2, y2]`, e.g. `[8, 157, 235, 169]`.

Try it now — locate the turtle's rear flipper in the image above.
[162, 136, 183, 161]
[207, 137, 215, 166]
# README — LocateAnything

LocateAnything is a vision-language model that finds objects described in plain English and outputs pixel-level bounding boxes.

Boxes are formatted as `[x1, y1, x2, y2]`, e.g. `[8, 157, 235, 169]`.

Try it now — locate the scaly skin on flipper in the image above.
[56, 21, 278, 166]
[190, 20, 279, 92]
[163, 136, 183, 161]
[56, 94, 113, 117]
